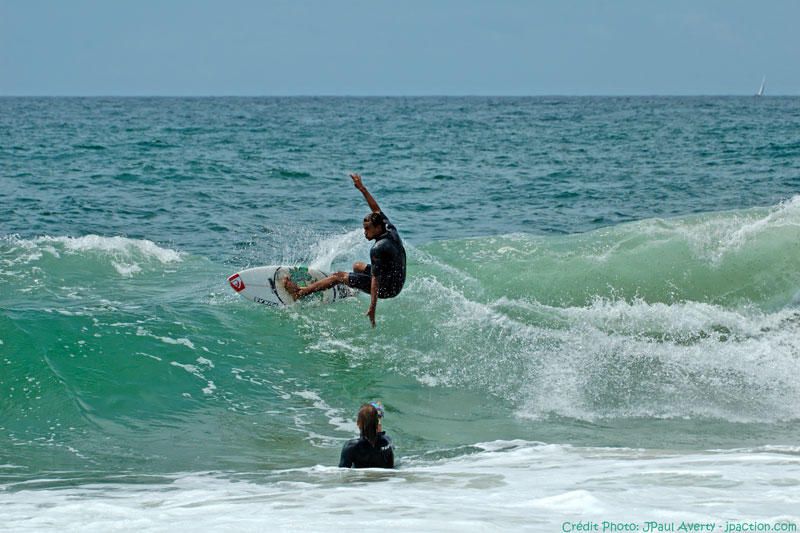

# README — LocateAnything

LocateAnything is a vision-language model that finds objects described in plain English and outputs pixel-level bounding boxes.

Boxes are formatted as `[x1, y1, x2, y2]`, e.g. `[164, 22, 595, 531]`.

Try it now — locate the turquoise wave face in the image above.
[419, 197, 800, 309]
[2, 200, 800, 478]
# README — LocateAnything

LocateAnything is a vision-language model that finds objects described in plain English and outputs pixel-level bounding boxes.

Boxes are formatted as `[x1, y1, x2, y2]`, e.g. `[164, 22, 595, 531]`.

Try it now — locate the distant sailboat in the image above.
[756, 76, 766, 97]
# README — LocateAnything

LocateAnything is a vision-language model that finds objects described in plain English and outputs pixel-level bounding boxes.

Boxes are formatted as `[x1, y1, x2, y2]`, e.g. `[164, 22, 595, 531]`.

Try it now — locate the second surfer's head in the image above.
[362, 213, 385, 240]
[357, 402, 383, 446]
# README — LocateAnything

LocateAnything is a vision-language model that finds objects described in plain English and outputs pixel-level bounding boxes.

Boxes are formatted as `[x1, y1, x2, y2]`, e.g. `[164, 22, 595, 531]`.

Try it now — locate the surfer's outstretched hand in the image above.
[366, 306, 376, 328]
[351, 173, 365, 191]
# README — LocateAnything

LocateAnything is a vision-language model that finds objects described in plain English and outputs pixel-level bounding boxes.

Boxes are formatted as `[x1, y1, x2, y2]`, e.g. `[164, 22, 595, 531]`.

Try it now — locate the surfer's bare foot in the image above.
[284, 278, 303, 300]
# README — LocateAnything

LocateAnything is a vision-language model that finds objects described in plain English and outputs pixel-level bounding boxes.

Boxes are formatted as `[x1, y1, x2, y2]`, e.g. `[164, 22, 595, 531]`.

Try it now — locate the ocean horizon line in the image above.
[1, 93, 797, 98]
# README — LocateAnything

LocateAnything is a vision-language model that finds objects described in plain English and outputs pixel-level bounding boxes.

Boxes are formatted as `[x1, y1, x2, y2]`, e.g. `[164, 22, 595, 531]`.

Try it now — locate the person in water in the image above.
[284, 173, 406, 327]
[339, 401, 394, 469]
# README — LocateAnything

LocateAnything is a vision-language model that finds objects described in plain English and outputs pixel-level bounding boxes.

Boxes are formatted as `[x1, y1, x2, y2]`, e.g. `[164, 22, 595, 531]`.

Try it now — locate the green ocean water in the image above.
[1, 98, 800, 527]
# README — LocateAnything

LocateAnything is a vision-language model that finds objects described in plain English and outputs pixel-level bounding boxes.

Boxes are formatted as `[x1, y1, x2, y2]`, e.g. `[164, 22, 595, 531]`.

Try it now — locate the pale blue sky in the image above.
[1, 0, 798, 96]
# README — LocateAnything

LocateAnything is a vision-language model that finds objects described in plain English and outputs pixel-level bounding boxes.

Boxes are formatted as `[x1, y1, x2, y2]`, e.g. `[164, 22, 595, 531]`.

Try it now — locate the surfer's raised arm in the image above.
[351, 173, 381, 213]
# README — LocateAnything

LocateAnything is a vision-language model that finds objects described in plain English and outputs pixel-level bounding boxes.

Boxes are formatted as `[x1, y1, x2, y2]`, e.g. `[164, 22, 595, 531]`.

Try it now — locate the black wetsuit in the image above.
[348, 211, 406, 298]
[338, 432, 395, 469]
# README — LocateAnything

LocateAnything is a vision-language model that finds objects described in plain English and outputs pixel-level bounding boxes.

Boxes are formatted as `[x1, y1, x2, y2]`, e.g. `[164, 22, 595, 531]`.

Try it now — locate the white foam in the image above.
[53, 235, 183, 263]
[158, 336, 195, 350]
[516, 297, 800, 422]
[2, 442, 798, 531]
[196, 357, 214, 368]
[0, 235, 183, 282]
[294, 390, 354, 433]
[169, 360, 218, 399]
[201, 381, 216, 395]
[111, 261, 142, 277]
[170, 362, 200, 375]
[343, 274, 800, 424]
[671, 196, 800, 265]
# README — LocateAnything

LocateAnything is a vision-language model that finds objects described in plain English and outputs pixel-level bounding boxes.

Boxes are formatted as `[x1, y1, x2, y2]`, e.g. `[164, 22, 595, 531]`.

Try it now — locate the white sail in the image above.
[756, 76, 765, 97]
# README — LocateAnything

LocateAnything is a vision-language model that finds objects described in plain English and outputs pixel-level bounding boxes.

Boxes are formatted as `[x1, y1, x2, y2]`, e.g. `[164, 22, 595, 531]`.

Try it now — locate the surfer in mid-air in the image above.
[284, 174, 406, 327]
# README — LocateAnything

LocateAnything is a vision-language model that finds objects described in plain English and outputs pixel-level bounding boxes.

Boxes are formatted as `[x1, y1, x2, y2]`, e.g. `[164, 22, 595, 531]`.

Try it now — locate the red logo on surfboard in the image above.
[228, 273, 246, 292]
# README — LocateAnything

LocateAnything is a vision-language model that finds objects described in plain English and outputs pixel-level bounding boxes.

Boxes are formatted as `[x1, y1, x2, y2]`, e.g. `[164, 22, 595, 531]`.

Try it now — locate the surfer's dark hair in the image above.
[357, 403, 380, 447]
[363, 212, 385, 230]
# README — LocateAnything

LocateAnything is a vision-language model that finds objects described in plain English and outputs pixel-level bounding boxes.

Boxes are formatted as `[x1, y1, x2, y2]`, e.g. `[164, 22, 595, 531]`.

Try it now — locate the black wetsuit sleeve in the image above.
[379, 211, 394, 230]
[339, 440, 355, 468]
[383, 435, 395, 468]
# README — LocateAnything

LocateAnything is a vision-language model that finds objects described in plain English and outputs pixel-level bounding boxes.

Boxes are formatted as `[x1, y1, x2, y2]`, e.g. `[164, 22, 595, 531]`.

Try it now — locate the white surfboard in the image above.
[227, 265, 355, 307]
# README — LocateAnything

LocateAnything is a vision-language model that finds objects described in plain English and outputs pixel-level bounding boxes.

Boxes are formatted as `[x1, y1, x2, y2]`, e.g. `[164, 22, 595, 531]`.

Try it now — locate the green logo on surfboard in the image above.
[290, 266, 323, 301]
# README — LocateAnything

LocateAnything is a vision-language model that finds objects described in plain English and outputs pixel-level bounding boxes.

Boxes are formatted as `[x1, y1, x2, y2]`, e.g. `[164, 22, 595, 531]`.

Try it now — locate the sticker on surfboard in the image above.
[228, 273, 245, 292]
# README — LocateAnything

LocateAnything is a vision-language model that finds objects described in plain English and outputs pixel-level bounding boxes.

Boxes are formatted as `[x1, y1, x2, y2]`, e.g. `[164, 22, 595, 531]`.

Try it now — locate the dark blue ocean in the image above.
[2, 97, 799, 530]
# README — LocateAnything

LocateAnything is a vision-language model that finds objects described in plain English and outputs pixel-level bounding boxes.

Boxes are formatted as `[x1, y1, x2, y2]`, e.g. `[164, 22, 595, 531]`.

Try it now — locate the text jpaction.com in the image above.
[560, 521, 797, 533]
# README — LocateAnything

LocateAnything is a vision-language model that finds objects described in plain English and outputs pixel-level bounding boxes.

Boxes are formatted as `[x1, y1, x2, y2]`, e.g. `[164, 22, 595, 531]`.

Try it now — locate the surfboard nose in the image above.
[228, 273, 246, 292]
